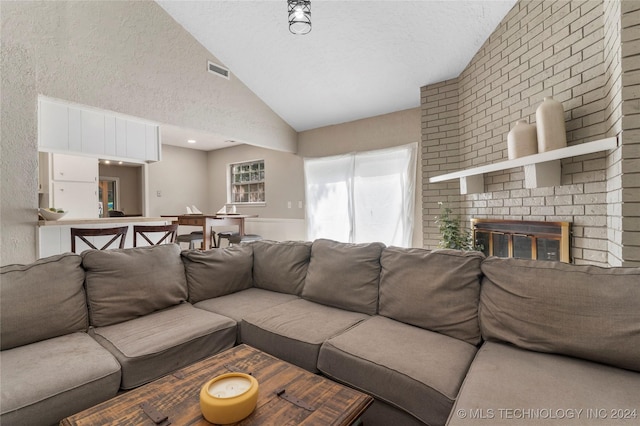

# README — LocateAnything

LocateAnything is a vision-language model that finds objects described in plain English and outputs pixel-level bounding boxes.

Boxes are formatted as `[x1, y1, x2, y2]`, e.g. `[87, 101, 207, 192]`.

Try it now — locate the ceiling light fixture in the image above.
[288, 0, 311, 35]
[187, 139, 196, 144]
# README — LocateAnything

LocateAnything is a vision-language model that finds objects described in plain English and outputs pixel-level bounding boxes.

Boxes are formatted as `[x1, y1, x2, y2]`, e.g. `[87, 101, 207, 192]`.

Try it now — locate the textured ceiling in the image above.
[157, 0, 517, 149]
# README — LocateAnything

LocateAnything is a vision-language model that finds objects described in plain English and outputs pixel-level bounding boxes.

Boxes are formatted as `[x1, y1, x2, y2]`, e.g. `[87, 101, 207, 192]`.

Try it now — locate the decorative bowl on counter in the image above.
[39, 208, 68, 221]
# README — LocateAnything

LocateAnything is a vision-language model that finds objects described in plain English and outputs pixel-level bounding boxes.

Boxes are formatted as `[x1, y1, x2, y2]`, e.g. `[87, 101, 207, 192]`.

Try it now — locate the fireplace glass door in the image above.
[472, 219, 570, 263]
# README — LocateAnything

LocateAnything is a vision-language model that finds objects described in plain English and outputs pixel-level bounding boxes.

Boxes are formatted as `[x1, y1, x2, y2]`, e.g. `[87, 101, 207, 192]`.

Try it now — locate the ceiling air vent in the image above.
[208, 61, 230, 80]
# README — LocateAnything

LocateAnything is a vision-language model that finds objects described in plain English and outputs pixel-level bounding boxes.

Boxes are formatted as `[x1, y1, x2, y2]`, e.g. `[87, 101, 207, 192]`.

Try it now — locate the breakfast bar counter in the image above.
[38, 216, 175, 226]
[37, 217, 175, 258]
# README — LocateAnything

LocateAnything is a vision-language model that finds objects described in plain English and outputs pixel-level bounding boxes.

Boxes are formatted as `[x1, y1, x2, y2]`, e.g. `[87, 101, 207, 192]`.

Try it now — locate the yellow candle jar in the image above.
[199, 373, 259, 424]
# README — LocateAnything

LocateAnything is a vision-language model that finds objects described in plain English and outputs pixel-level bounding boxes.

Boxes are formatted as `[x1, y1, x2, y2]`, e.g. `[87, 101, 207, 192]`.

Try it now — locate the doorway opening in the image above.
[98, 177, 120, 217]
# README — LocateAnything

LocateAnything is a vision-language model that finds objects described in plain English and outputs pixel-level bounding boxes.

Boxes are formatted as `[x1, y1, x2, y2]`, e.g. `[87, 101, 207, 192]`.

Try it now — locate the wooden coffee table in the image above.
[60, 344, 373, 425]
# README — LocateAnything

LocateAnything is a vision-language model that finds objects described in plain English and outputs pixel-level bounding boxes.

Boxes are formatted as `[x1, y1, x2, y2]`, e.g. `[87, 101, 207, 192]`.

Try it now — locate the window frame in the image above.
[227, 159, 266, 206]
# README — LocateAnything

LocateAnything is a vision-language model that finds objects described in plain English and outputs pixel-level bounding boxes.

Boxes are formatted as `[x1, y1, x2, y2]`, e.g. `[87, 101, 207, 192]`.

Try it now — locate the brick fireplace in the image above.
[421, 0, 640, 267]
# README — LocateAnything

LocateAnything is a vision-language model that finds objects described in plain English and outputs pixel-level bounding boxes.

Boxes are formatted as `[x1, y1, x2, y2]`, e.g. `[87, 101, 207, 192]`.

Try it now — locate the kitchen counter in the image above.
[38, 217, 176, 226]
[37, 217, 177, 258]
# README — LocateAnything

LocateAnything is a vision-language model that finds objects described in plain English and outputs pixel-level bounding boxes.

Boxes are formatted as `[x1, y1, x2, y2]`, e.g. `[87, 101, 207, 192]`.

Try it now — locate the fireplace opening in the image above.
[471, 219, 571, 263]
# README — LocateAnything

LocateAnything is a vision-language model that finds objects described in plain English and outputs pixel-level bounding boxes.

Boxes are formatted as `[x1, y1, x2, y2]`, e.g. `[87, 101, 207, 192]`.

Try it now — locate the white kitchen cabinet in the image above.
[51, 181, 98, 219]
[146, 124, 160, 162]
[115, 118, 127, 157]
[45, 153, 99, 219]
[38, 100, 69, 151]
[125, 120, 147, 160]
[68, 108, 82, 152]
[104, 116, 116, 156]
[38, 96, 161, 162]
[52, 153, 98, 183]
[81, 109, 105, 155]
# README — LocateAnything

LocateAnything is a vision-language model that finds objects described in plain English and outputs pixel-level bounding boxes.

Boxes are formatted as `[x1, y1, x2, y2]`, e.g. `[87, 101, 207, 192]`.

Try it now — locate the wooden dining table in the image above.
[167, 214, 257, 250]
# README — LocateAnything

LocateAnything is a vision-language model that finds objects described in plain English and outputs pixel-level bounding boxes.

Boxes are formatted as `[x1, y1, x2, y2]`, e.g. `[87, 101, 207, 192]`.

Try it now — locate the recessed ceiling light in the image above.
[118, 161, 123, 165]
[187, 139, 196, 144]
[104, 160, 111, 164]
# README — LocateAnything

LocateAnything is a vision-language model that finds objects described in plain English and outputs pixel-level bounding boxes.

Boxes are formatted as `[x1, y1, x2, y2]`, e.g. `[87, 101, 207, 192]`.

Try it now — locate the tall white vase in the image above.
[536, 96, 567, 152]
[507, 120, 538, 160]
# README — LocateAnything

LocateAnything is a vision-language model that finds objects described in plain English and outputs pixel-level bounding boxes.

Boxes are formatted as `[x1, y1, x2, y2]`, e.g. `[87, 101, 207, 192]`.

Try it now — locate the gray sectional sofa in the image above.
[1, 239, 639, 426]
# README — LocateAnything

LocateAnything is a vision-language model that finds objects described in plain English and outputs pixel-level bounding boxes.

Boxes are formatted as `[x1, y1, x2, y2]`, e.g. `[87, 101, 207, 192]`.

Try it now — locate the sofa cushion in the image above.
[194, 288, 299, 342]
[448, 341, 640, 426]
[252, 240, 312, 295]
[480, 257, 640, 372]
[318, 315, 478, 426]
[0, 332, 121, 426]
[302, 239, 384, 315]
[182, 245, 253, 303]
[1, 253, 88, 350]
[194, 288, 299, 323]
[379, 247, 483, 345]
[91, 302, 236, 389]
[82, 244, 188, 327]
[241, 298, 369, 372]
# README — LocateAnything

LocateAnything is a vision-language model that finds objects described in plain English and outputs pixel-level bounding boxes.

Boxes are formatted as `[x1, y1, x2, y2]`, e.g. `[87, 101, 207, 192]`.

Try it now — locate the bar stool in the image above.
[133, 224, 178, 247]
[71, 226, 128, 253]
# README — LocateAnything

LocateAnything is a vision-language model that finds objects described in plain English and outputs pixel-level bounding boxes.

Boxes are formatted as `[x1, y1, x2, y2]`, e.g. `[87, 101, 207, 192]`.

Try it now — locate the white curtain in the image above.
[304, 143, 417, 247]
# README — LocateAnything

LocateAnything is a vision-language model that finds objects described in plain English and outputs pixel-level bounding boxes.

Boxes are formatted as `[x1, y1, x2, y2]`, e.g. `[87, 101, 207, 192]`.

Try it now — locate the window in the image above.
[230, 160, 265, 204]
[304, 143, 417, 247]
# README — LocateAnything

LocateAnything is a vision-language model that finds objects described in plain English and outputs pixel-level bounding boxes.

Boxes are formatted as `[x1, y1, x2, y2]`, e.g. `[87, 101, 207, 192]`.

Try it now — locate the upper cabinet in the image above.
[52, 153, 98, 183]
[38, 96, 161, 163]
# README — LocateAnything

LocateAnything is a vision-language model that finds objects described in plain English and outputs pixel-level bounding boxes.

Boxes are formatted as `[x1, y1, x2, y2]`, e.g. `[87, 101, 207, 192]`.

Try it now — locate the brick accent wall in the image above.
[604, 0, 623, 265]
[621, 0, 640, 265]
[421, 80, 462, 246]
[422, 0, 639, 266]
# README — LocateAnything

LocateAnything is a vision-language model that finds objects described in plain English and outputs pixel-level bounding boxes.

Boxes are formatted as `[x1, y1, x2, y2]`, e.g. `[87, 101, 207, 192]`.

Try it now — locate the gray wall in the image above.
[147, 145, 211, 218]
[206, 145, 306, 220]
[99, 164, 143, 216]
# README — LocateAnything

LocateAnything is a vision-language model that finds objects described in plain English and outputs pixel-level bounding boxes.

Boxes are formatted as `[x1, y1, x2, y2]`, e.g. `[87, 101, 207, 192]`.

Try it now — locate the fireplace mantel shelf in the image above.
[428, 136, 619, 194]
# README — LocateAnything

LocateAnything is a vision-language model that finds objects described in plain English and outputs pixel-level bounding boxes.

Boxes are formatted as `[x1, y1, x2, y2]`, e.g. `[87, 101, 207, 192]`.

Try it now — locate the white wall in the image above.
[1, 1, 296, 264]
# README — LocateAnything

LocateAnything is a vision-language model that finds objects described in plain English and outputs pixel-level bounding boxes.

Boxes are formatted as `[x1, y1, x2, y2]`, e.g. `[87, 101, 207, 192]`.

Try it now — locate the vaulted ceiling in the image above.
[157, 0, 517, 150]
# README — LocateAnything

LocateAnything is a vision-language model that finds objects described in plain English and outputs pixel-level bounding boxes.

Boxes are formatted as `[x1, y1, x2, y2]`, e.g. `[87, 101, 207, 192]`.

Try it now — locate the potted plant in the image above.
[435, 202, 480, 251]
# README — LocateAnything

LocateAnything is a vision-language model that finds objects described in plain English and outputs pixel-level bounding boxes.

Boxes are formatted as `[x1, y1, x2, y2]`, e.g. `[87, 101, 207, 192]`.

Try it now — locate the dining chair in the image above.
[176, 229, 218, 250]
[70, 226, 128, 253]
[218, 231, 262, 247]
[133, 224, 178, 247]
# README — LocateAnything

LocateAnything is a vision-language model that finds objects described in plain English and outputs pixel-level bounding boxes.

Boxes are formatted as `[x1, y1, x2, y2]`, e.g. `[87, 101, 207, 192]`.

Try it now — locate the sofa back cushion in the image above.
[379, 247, 484, 345]
[182, 245, 253, 303]
[302, 239, 384, 315]
[253, 240, 312, 295]
[480, 257, 640, 372]
[82, 244, 187, 327]
[1, 253, 88, 350]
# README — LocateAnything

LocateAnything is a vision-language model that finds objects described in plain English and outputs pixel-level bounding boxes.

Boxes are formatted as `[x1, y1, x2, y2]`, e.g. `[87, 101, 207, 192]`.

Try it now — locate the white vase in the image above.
[536, 96, 567, 152]
[507, 120, 538, 160]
